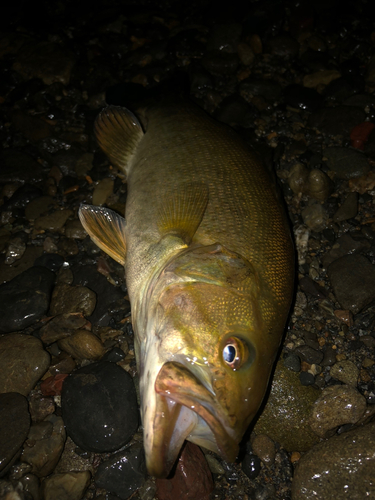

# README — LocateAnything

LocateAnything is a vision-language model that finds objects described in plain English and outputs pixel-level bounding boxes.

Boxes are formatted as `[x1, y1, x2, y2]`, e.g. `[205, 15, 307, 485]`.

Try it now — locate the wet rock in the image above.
[254, 360, 320, 451]
[295, 345, 324, 365]
[350, 121, 375, 150]
[323, 147, 370, 179]
[214, 95, 252, 127]
[49, 284, 96, 317]
[95, 443, 146, 500]
[237, 42, 255, 66]
[61, 361, 138, 453]
[28, 393, 55, 423]
[299, 276, 327, 299]
[0, 334, 50, 396]
[292, 422, 375, 499]
[333, 192, 358, 222]
[330, 360, 359, 386]
[306, 169, 333, 202]
[34, 209, 73, 231]
[206, 23, 242, 53]
[283, 352, 301, 372]
[303, 70, 341, 88]
[25, 196, 55, 220]
[39, 313, 89, 345]
[251, 434, 276, 465]
[58, 330, 105, 360]
[240, 78, 282, 102]
[201, 51, 239, 75]
[64, 220, 87, 239]
[155, 442, 214, 500]
[92, 178, 114, 206]
[0, 265, 55, 332]
[284, 84, 323, 111]
[19, 473, 40, 500]
[13, 41, 76, 85]
[1, 184, 42, 212]
[0, 149, 44, 184]
[301, 203, 328, 232]
[5, 236, 27, 265]
[242, 453, 261, 480]
[308, 106, 366, 137]
[299, 372, 315, 386]
[42, 471, 91, 500]
[266, 34, 299, 59]
[21, 415, 66, 477]
[321, 347, 337, 366]
[310, 385, 367, 438]
[0, 393, 30, 475]
[322, 233, 370, 268]
[0, 246, 45, 283]
[328, 254, 375, 314]
[11, 109, 52, 142]
[49, 353, 76, 376]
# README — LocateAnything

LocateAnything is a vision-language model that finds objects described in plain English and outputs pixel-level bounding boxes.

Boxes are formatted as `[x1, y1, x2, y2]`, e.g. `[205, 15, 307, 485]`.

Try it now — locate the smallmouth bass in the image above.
[79, 93, 294, 478]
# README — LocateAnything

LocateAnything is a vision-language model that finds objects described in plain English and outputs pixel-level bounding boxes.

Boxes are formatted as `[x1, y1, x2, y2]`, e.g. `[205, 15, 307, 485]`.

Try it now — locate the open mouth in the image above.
[145, 361, 239, 478]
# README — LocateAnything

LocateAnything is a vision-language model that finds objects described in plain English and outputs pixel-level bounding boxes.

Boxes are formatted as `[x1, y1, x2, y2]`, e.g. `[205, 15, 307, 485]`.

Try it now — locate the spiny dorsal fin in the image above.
[94, 106, 144, 174]
[79, 204, 127, 266]
[157, 182, 209, 245]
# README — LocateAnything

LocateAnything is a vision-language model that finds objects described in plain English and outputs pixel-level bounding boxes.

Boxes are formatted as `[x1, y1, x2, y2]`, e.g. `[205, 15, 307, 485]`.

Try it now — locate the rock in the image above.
[330, 360, 359, 386]
[58, 330, 105, 360]
[92, 178, 114, 206]
[333, 192, 358, 222]
[33, 253, 65, 273]
[155, 442, 214, 500]
[1, 184, 42, 212]
[42, 471, 91, 500]
[95, 444, 146, 500]
[292, 422, 375, 499]
[301, 203, 328, 232]
[39, 313, 89, 345]
[239, 78, 282, 102]
[266, 34, 299, 59]
[28, 393, 55, 423]
[308, 106, 366, 137]
[49, 284, 96, 317]
[303, 69, 341, 88]
[295, 345, 324, 365]
[49, 353, 76, 376]
[25, 196, 56, 221]
[323, 147, 370, 179]
[19, 473, 40, 500]
[350, 121, 375, 150]
[284, 84, 323, 111]
[306, 169, 333, 201]
[64, 220, 87, 239]
[0, 266, 55, 333]
[254, 360, 320, 452]
[283, 353, 301, 372]
[0, 393, 30, 475]
[0, 149, 44, 184]
[0, 246, 45, 283]
[322, 233, 370, 268]
[40, 374, 69, 396]
[61, 361, 138, 453]
[241, 453, 261, 480]
[75, 153, 94, 177]
[251, 434, 276, 465]
[54, 436, 94, 475]
[201, 51, 239, 75]
[328, 255, 375, 314]
[34, 209, 73, 231]
[309, 385, 367, 438]
[11, 109, 51, 142]
[0, 334, 50, 396]
[21, 415, 66, 477]
[206, 23, 242, 53]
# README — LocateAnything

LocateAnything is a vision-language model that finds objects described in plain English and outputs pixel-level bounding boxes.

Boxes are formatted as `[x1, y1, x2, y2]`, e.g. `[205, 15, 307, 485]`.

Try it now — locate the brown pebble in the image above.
[58, 330, 105, 360]
[252, 434, 276, 464]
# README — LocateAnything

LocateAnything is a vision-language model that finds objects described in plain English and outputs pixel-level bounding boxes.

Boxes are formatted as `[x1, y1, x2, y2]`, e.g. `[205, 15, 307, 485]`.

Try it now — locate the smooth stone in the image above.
[299, 372, 316, 386]
[301, 203, 328, 232]
[34, 253, 65, 273]
[155, 442, 214, 500]
[19, 473, 40, 500]
[21, 415, 66, 477]
[242, 453, 261, 480]
[332, 192, 358, 222]
[0, 149, 44, 184]
[49, 284, 96, 317]
[25, 196, 55, 220]
[330, 360, 359, 386]
[254, 360, 320, 451]
[92, 178, 114, 206]
[206, 23, 242, 53]
[95, 444, 146, 500]
[34, 209, 73, 231]
[42, 471, 91, 500]
[28, 393, 55, 423]
[0, 266, 55, 333]
[58, 330, 105, 360]
[283, 353, 301, 372]
[328, 254, 375, 314]
[75, 153, 94, 177]
[11, 109, 51, 142]
[0, 393, 30, 475]
[292, 422, 375, 499]
[251, 434, 276, 465]
[0, 246, 44, 283]
[0, 334, 50, 396]
[201, 51, 239, 75]
[322, 233, 370, 268]
[266, 34, 299, 58]
[2, 184, 42, 211]
[61, 361, 138, 453]
[308, 106, 366, 136]
[310, 385, 367, 438]
[306, 169, 333, 202]
[303, 69, 341, 88]
[39, 313, 88, 345]
[295, 345, 324, 365]
[323, 147, 370, 179]
[239, 77, 282, 101]
[284, 84, 323, 111]
[64, 220, 87, 239]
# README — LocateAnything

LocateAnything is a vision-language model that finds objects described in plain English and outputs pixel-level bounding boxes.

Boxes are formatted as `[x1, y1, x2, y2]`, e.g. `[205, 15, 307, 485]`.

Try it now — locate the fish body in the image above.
[79, 96, 294, 477]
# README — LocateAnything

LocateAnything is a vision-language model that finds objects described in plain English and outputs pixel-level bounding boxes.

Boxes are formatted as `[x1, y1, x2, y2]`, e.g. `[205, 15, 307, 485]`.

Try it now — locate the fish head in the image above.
[138, 244, 283, 477]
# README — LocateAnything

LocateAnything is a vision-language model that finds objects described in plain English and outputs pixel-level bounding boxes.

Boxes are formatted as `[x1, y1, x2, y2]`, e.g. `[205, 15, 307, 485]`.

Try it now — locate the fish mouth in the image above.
[146, 361, 239, 478]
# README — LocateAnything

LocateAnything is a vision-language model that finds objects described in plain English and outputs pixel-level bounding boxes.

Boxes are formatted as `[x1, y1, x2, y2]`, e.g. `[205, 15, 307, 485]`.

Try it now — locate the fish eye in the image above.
[222, 337, 248, 371]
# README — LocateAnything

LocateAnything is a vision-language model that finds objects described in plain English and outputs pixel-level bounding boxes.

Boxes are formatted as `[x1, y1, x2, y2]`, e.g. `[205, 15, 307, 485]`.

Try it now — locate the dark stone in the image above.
[0, 149, 44, 184]
[328, 254, 375, 314]
[0, 392, 30, 476]
[34, 253, 65, 272]
[299, 276, 328, 299]
[242, 453, 261, 479]
[102, 347, 126, 363]
[323, 147, 369, 180]
[284, 84, 323, 112]
[240, 78, 282, 102]
[266, 34, 299, 59]
[214, 95, 253, 127]
[324, 76, 364, 103]
[95, 444, 146, 500]
[308, 106, 366, 137]
[283, 353, 301, 372]
[299, 372, 315, 386]
[201, 51, 239, 75]
[61, 361, 138, 453]
[295, 345, 324, 365]
[1, 184, 43, 211]
[0, 266, 55, 333]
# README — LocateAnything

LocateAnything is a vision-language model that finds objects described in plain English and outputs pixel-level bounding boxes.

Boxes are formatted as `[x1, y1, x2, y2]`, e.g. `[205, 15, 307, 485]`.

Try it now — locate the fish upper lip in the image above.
[147, 361, 239, 477]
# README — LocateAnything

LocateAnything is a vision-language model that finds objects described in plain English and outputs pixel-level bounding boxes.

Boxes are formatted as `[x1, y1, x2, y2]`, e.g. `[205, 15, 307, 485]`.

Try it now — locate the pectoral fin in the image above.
[79, 205, 127, 266]
[158, 182, 209, 245]
[95, 106, 144, 174]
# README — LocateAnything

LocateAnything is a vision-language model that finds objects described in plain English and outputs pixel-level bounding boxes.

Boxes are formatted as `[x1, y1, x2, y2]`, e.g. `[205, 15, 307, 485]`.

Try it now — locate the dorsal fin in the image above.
[94, 106, 144, 174]
[79, 204, 127, 266]
[157, 182, 209, 245]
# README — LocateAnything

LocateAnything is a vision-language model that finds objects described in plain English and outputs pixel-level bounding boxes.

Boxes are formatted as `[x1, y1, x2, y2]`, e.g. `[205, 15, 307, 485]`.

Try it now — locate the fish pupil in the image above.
[223, 345, 236, 363]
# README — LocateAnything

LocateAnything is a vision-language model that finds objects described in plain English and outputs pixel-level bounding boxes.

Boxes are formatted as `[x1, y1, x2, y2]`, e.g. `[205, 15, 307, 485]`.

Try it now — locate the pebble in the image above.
[95, 443, 146, 500]
[0, 149, 44, 184]
[309, 385, 367, 438]
[28, 393, 55, 423]
[295, 345, 324, 365]
[42, 471, 91, 500]
[61, 361, 138, 452]
[254, 359, 320, 451]
[155, 442, 214, 500]
[0, 334, 50, 396]
[20, 473, 40, 500]
[303, 69, 341, 88]
[283, 352, 301, 372]
[332, 192, 358, 222]
[34, 209, 73, 231]
[92, 178, 115, 206]
[284, 84, 323, 111]
[25, 196, 55, 221]
[241, 452, 261, 480]
[299, 372, 315, 386]
[21, 414, 66, 477]
[322, 233, 369, 268]
[1, 184, 42, 212]
[0, 393, 30, 475]
[292, 422, 375, 499]
[251, 434, 276, 465]
[266, 34, 299, 59]
[0, 266, 55, 333]
[49, 284, 96, 317]
[323, 146, 370, 179]
[58, 330, 105, 360]
[308, 106, 366, 136]
[301, 203, 328, 232]
[239, 78, 282, 102]
[330, 360, 359, 386]
[328, 254, 375, 314]
[34, 253, 65, 273]
[39, 313, 89, 345]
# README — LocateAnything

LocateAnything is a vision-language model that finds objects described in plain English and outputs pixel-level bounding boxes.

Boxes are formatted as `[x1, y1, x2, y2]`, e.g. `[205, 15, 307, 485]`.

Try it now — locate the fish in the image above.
[78, 90, 294, 478]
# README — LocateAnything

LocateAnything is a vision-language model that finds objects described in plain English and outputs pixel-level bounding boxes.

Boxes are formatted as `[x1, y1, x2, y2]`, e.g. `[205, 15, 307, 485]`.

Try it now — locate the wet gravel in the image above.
[1, 0, 375, 499]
